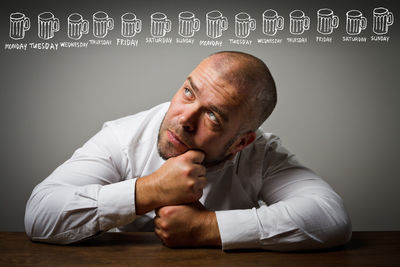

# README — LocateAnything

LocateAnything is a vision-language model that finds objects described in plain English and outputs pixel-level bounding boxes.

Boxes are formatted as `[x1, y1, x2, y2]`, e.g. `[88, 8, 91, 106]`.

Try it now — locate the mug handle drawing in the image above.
[107, 17, 114, 30]
[53, 17, 60, 32]
[332, 15, 339, 28]
[193, 18, 200, 31]
[360, 16, 367, 30]
[387, 12, 394, 26]
[304, 16, 310, 30]
[24, 17, 31, 31]
[82, 19, 89, 34]
[136, 19, 142, 33]
[221, 16, 228, 31]
[277, 16, 284, 30]
[249, 18, 256, 31]
[165, 18, 171, 33]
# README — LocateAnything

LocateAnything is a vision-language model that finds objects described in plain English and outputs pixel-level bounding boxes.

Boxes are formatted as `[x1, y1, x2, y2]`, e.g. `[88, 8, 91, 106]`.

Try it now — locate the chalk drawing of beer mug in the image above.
[346, 10, 367, 35]
[206, 10, 228, 39]
[9, 12, 30, 40]
[151, 12, 171, 37]
[121, 13, 141, 37]
[68, 13, 89, 40]
[317, 8, 339, 35]
[93, 11, 114, 38]
[262, 9, 283, 36]
[290, 10, 309, 35]
[373, 7, 394, 35]
[178, 11, 200, 38]
[38, 12, 59, 40]
[235, 12, 256, 38]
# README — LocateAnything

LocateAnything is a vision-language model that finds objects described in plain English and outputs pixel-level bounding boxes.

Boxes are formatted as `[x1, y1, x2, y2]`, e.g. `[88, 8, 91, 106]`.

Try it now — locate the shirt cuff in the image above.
[98, 178, 137, 230]
[215, 208, 261, 250]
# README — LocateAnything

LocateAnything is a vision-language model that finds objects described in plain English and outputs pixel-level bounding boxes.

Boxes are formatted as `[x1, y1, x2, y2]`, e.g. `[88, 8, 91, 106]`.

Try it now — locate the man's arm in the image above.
[25, 123, 208, 244]
[24, 125, 135, 244]
[216, 167, 352, 251]
[215, 136, 352, 251]
[153, 136, 351, 251]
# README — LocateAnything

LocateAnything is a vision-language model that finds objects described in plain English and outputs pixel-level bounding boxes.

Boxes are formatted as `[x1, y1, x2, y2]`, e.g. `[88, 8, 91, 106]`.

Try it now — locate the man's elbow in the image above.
[24, 195, 44, 241]
[316, 203, 352, 249]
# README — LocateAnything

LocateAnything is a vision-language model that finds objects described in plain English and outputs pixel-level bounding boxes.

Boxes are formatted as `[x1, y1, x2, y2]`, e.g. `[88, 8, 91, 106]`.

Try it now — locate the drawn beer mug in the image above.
[121, 13, 141, 37]
[235, 12, 255, 38]
[38, 12, 59, 40]
[178, 11, 200, 38]
[262, 9, 283, 36]
[151, 12, 171, 37]
[68, 13, 89, 40]
[373, 7, 394, 35]
[206, 10, 228, 39]
[93, 11, 114, 38]
[9, 12, 30, 40]
[317, 8, 339, 35]
[289, 10, 309, 35]
[346, 10, 367, 35]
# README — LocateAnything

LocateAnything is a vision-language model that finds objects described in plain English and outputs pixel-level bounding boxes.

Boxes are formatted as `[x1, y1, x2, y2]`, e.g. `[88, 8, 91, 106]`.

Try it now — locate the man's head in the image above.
[157, 51, 277, 166]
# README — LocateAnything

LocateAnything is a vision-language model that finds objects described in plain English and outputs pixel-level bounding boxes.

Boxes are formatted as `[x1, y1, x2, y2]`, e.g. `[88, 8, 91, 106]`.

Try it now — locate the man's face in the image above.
[157, 59, 247, 165]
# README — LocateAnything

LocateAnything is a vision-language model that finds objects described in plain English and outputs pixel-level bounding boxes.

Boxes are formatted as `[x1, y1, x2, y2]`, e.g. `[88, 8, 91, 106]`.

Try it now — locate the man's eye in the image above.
[208, 111, 218, 123]
[184, 88, 193, 98]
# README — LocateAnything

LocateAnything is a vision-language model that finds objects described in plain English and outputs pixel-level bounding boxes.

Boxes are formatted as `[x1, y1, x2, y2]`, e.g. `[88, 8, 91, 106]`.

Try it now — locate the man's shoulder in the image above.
[241, 130, 291, 162]
[253, 130, 282, 148]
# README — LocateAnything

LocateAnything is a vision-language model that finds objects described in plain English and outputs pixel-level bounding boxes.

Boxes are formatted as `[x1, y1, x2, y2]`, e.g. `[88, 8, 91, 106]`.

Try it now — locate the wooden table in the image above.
[0, 232, 399, 266]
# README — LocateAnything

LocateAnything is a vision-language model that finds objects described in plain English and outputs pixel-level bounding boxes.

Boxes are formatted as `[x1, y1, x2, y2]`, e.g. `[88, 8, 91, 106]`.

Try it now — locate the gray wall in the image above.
[1, 0, 399, 231]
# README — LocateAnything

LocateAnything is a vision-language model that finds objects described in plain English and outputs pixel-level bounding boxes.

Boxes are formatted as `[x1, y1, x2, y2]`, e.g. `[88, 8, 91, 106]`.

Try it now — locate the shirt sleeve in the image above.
[215, 135, 352, 251]
[24, 124, 137, 244]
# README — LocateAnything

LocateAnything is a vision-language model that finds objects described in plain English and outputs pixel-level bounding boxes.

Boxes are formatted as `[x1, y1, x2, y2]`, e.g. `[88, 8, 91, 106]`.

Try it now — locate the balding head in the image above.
[158, 51, 277, 165]
[203, 51, 277, 131]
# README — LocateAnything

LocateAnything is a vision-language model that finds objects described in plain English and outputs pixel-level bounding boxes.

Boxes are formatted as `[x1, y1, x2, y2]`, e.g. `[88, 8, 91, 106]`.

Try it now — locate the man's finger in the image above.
[185, 149, 205, 163]
[196, 177, 208, 189]
[192, 164, 206, 177]
[154, 217, 161, 228]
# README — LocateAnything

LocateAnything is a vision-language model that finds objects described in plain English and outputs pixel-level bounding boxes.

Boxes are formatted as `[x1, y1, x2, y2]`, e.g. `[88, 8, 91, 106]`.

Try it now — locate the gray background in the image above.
[1, 0, 399, 231]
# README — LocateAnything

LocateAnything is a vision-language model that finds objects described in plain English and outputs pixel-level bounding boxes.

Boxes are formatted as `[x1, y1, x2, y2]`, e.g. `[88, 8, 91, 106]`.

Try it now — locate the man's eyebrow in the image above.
[187, 76, 199, 94]
[187, 76, 229, 122]
[209, 105, 229, 122]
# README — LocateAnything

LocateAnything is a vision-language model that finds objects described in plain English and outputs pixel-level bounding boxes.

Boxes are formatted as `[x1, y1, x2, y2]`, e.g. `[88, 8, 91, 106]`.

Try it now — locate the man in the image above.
[25, 51, 351, 251]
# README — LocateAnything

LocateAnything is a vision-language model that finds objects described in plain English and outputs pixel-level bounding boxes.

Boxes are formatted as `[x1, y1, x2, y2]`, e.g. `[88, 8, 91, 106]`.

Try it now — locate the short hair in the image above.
[208, 51, 277, 131]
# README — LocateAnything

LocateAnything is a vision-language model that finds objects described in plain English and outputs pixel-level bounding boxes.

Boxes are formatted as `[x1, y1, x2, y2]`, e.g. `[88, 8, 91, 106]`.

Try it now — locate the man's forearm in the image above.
[198, 210, 222, 247]
[135, 173, 162, 215]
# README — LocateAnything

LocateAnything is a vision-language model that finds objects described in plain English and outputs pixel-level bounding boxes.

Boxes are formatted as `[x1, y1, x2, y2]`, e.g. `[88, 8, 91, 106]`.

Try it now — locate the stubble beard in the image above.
[157, 114, 238, 166]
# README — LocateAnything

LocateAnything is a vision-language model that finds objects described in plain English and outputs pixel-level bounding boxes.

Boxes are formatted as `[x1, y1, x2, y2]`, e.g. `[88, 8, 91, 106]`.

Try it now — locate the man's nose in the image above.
[179, 105, 200, 133]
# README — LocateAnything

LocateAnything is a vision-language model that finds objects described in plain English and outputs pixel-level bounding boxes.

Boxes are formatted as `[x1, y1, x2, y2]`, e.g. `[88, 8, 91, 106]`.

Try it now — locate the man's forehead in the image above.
[186, 74, 243, 107]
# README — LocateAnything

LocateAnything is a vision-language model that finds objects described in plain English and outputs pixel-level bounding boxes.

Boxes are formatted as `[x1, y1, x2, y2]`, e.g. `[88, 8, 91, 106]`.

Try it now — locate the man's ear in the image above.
[229, 131, 256, 155]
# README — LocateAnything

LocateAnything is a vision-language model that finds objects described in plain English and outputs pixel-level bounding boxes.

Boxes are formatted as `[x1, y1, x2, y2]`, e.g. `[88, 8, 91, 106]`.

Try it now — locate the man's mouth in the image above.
[167, 130, 189, 149]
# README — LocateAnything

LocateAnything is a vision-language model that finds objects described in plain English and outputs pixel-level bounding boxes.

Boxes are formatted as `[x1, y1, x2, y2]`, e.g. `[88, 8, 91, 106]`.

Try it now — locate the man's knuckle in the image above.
[160, 221, 169, 230]
[187, 179, 195, 189]
[163, 232, 171, 241]
[182, 165, 193, 176]
[159, 208, 168, 217]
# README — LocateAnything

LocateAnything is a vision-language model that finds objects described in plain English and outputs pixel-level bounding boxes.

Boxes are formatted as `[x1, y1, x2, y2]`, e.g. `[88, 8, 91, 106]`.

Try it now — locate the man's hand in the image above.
[135, 150, 207, 214]
[154, 201, 222, 247]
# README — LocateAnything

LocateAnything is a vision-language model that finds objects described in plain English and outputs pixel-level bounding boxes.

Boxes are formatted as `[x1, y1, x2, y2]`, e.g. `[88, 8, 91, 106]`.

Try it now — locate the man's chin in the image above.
[157, 142, 188, 160]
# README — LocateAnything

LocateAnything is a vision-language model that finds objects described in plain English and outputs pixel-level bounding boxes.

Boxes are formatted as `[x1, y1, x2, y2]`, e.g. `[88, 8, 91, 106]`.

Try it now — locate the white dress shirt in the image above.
[25, 102, 351, 251]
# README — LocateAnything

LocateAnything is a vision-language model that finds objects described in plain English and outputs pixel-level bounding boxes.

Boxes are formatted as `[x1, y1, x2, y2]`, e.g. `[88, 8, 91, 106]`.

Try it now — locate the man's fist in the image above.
[154, 202, 221, 247]
[135, 150, 207, 214]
